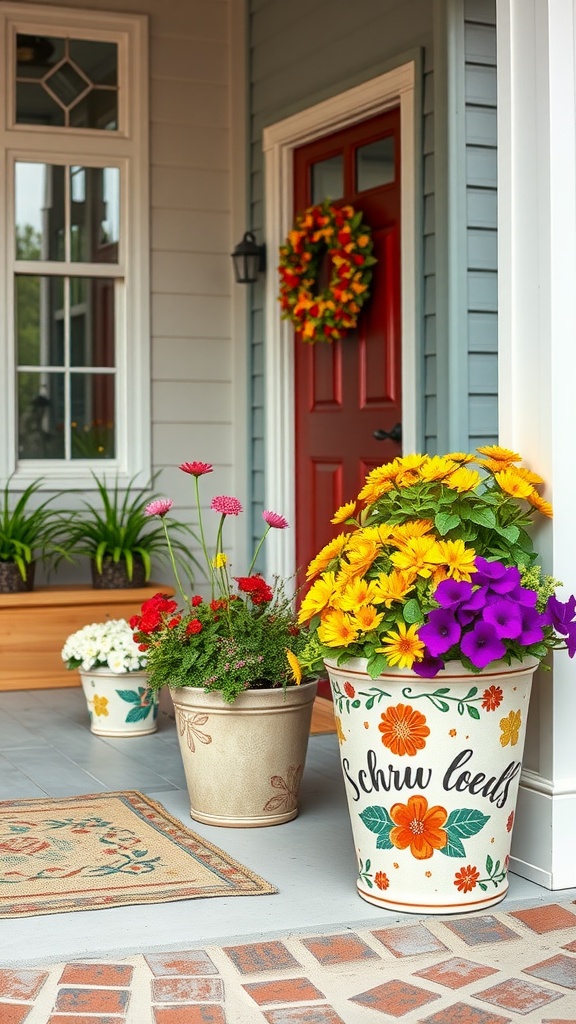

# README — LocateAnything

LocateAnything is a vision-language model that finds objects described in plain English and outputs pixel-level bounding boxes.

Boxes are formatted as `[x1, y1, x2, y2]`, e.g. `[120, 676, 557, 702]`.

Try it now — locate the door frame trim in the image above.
[263, 61, 418, 580]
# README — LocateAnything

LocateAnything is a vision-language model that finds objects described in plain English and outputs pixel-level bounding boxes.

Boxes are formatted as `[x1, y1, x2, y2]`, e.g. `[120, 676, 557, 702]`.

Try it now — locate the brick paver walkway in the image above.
[2, 901, 576, 1023]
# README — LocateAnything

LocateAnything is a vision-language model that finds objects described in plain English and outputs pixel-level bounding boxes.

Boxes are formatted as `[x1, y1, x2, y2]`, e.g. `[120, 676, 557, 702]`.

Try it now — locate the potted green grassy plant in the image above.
[0, 475, 69, 593]
[66, 472, 201, 589]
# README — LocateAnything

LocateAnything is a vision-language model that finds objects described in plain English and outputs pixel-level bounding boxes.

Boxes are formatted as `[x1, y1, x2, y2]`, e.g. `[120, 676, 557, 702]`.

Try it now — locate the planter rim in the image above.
[323, 655, 539, 680]
[78, 666, 149, 676]
[169, 677, 318, 708]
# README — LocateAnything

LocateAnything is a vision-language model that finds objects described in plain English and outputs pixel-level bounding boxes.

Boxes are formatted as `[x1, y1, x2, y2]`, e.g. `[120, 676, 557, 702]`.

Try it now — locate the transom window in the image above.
[0, 3, 149, 488]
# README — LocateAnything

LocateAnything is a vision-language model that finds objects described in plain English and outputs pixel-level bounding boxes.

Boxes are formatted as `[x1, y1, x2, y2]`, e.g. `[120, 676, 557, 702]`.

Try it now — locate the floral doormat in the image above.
[0, 791, 277, 917]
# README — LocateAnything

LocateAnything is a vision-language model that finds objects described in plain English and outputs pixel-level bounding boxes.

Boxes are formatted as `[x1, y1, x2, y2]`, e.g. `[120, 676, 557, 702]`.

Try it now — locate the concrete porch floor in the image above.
[1, 687, 576, 1023]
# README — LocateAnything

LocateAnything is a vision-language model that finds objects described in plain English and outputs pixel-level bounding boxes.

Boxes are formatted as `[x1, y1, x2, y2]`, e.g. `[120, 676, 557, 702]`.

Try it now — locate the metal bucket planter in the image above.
[170, 679, 318, 827]
[324, 656, 537, 915]
[79, 667, 158, 736]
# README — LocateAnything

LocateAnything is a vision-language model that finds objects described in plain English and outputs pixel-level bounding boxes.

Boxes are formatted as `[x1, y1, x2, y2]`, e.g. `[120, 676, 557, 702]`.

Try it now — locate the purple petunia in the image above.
[483, 598, 523, 639]
[419, 609, 461, 656]
[517, 605, 546, 646]
[413, 655, 446, 678]
[474, 557, 521, 593]
[460, 621, 507, 669]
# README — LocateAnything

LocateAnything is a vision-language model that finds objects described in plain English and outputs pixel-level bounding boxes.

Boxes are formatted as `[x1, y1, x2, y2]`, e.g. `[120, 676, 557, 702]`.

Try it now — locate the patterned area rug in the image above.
[0, 791, 276, 917]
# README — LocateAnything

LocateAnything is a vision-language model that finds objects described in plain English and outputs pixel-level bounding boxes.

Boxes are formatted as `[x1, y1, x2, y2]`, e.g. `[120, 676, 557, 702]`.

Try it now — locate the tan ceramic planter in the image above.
[170, 679, 318, 827]
[79, 668, 158, 736]
[324, 656, 538, 915]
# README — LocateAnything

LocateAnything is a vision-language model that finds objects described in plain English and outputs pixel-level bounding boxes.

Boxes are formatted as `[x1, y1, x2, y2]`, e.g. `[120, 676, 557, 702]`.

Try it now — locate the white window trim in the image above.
[0, 2, 149, 491]
[262, 62, 418, 582]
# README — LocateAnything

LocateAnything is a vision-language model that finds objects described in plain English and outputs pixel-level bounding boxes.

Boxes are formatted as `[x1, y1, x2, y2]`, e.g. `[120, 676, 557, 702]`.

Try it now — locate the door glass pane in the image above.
[69, 90, 118, 131]
[15, 163, 65, 261]
[356, 137, 395, 192]
[70, 167, 120, 262]
[18, 372, 65, 459]
[70, 373, 115, 458]
[70, 277, 116, 367]
[311, 155, 343, 204]
[16, 275, 64, 366]
[15, 82, 65, 126]
[69, 40, 118, 86]
[16, 35, 66, 77]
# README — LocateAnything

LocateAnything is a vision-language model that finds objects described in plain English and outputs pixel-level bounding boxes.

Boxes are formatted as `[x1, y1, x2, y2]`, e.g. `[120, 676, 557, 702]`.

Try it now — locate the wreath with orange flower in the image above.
[277, 200, 377, 344]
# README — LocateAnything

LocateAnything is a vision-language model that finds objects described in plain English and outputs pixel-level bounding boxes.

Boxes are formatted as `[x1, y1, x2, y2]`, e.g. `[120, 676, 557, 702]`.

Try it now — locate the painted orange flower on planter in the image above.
[482, 685, 504, 711]
[374, 871, 389, 890]
[454, 864, 480, 892]
[378, 703, 430, 756]
[389, 795, 448, 860]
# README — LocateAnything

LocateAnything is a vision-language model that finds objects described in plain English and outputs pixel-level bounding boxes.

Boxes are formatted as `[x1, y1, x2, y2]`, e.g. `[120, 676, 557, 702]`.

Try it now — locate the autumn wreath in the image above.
[278, 200, 377, 343]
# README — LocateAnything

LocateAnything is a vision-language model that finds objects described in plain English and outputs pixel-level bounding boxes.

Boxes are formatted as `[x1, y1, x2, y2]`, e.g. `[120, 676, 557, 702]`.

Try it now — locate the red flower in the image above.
[210, 599, 227, 612]
[454, 865, 480, 893]
[374, 871, 389, 890]
[186, 619, 203, 635]
[482, 685, 504, 711]
[234, 575, 274, 604]
[179, 461, 213, 477]
[506, 811, 514, 833]
[344, 682, 355, 698]
[191, 595, 203, 606]
[0, 836, 50, 855]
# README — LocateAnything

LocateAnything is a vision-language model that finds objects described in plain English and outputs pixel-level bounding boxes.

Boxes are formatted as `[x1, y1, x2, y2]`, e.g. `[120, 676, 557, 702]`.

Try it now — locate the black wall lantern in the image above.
[231, 231, 266, 284]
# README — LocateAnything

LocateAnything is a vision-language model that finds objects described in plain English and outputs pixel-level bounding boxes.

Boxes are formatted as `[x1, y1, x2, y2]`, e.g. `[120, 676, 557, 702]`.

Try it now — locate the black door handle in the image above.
[373, 422, 402, 443]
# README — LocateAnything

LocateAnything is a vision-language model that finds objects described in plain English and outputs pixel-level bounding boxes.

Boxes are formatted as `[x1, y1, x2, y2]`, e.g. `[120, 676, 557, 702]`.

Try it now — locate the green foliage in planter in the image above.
[66, 473, 202, 584]
[0, 476, 69, 581]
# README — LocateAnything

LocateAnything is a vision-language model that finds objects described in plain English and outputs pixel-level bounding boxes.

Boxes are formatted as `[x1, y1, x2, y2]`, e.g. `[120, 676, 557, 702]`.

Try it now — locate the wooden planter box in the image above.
[0, 584, 173, 692]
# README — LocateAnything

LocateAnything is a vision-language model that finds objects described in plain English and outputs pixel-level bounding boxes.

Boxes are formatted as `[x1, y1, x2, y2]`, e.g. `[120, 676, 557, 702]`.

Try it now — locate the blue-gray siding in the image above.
[464, 0, 498, 447]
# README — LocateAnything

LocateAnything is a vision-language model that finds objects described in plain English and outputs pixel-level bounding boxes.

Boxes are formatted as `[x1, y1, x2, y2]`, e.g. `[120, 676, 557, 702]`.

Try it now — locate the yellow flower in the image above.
[390, 536, 445, 578]
[92, 695, 109, 717]
[436, 539, 478, 582]
[331, 500, 356, 524]
[351, 281, 368, 295]
[500, 709, 522, 747]
[528, 491, 553, 517]
[356, 234, 370, 247]
[335, 715, 346, 743]
[357, 478, 394, 504]
[306, 534, 348, 580]
[361, 524, 397, 544]
[397, 453, 427, 471]
[351, 605, 384, 632]
[317, 609, 359, 647]
[212, 552, 227, 568]
[418, 455, 459, 481]
[476, 444, 522, 462]
[389, 520, 435, 544]
[288, 229, 305, 247]
[494, 469, 534, 500]
[302, 320, 316, 339]
[445, 452, 476, 463]
[446, 466, 482, 492]
[515, 467, 545, 485]
[373, 570, 417, 607]
[286, 649, 302, 685]
[377, 622, 425, 669]
[339, 535, 380, 579]
[298, 572, 338, 622]
[339, 577, 381, 611]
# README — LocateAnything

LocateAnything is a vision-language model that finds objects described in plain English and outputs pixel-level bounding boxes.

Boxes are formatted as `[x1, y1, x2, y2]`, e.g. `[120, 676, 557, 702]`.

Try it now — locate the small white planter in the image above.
[170, 679, 318, 827]
[325, 656, 538, 915]
[79, 667, 159, 736]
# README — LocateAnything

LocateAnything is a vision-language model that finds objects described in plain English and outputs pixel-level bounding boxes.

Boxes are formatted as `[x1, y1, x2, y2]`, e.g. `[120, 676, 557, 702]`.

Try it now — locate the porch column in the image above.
[497, 0, 576, 887]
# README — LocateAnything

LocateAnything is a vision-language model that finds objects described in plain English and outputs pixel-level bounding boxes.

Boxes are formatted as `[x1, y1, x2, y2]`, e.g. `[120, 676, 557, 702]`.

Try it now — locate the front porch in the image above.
[1, 686, 576, 1022]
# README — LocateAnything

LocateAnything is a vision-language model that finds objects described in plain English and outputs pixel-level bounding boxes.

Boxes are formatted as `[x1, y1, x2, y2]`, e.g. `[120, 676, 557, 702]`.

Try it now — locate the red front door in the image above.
[294, 108, 402, 586]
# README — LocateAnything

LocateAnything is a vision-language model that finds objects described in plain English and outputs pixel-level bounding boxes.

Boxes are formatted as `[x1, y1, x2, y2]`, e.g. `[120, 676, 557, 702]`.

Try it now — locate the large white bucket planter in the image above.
[170, 679, 318, 827]
[79, 668, 159, 736]
[324, 657, 537, 915]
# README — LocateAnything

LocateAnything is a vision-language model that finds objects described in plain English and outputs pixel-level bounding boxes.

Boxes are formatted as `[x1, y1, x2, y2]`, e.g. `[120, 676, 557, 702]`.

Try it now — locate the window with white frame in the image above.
[0, 3, 149, 488]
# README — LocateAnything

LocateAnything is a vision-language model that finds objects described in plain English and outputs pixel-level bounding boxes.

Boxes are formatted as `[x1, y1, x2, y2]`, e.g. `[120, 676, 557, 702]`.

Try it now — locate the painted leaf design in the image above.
[441, 833, 466, 858]
[263, 794, 292, 812]
[125, 705, 152, 723]
[116, 689, 142, 704]
[444, 807, 490, 838]
[360, 806, 394, 849]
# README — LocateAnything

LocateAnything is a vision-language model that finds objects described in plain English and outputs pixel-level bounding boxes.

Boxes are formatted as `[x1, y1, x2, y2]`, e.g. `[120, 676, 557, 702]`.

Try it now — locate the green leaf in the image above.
[440, 834, 466, 858]
[403, 598, 422, 624]
[115, 689, 142, 704]
[125, 705, 152, 723]
[359, 805, 394, 847]
[435, 511, 461, 535]
[445, 807, 490, 839]
[494, 524, 520, 543]
[486, 854, 494, 874]
[467, 706, 481, 720]
[366, 652, 388, 678]
[468, 506, 497, 529]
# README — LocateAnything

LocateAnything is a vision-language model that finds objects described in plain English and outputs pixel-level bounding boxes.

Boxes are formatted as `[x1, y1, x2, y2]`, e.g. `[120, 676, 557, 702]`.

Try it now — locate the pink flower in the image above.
[180, 461, 213, 476]
[211, 495, 243, 516]
[263, 510, 289, 529]
[144, 498, 173, 517]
